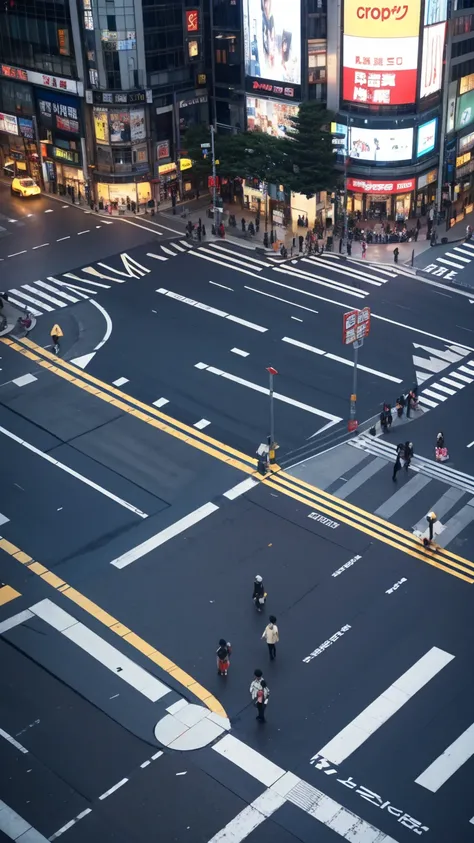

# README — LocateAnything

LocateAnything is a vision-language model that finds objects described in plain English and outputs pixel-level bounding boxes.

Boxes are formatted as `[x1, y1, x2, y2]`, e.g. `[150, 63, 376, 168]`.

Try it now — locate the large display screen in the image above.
[419, 22, 445, 98]
[243, 0, 301, 97]
[342, 0, 421, 106]
[349, 127, 413, 162]
[246, 96, 299, 137]
[456, 90, 474, 132]
[424, 0, 447, 26]
[416, 117, 437, 157]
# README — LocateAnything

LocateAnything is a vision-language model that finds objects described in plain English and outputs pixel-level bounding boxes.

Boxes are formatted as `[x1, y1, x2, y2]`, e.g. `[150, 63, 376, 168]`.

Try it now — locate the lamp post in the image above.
[266, 366, 278, 464]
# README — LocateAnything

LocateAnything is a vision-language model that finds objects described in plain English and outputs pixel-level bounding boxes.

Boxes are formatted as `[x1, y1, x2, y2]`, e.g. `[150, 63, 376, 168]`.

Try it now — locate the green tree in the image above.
[217, 131, 289, 184]
[283, 102, 339, 197]
[181, 125, 213, 179]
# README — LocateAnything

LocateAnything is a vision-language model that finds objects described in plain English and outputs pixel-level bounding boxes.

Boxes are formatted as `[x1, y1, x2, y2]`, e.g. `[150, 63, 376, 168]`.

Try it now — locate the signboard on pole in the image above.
[342, 307, 371, 345]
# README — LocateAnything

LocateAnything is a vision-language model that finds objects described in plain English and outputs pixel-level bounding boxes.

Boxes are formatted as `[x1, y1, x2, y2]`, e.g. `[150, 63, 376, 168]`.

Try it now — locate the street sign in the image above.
[200, 143, 211, 148]
[342, 307, 370, 345]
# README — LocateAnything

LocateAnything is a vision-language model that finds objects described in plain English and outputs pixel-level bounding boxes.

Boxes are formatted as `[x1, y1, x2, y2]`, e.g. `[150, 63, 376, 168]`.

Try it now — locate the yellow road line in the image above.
[0, 537, 226, 717]
[8, 337, 258, 470]
[264, 478, 474, 584]
[274, 471, 474, 572]
[0, 583, 21, 606]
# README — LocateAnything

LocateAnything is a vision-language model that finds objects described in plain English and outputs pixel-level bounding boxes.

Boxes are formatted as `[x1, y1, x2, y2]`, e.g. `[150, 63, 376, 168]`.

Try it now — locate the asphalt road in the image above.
[1, 224, 474, 843]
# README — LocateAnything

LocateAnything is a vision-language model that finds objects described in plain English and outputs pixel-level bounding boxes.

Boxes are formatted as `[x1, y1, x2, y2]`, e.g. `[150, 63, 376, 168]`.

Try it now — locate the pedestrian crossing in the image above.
[415, 351, 474, 411]
[420, 239, 474, 282]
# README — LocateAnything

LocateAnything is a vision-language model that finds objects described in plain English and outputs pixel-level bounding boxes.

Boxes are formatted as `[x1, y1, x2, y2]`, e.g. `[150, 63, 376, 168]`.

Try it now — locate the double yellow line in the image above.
[3, 335, 474, 584]
[265, 472, 474, 584]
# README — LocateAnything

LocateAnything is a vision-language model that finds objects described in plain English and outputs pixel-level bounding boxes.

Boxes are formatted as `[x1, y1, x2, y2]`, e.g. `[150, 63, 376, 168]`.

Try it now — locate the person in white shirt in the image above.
[249, 669, 270, 722]
[262, 615, 279, 660]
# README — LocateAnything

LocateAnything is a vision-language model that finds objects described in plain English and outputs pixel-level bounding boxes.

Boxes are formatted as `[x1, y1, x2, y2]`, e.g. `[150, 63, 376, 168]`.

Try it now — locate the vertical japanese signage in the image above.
[343, 307, 371, 345]
[342, 0, 421, 105]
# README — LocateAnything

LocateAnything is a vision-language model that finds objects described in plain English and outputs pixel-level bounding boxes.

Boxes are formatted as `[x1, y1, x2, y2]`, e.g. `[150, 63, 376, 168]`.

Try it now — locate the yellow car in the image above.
[11, 177, 41, 198]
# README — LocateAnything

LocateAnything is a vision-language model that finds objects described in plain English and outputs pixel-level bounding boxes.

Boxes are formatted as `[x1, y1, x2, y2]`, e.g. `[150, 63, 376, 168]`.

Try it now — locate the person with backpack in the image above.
[216, 639, 232, 676]
[250, 669, 269, 722]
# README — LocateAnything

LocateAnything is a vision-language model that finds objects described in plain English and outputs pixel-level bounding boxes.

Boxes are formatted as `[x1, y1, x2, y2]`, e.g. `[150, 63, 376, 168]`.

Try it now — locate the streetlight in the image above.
[266, 366, 278, 464]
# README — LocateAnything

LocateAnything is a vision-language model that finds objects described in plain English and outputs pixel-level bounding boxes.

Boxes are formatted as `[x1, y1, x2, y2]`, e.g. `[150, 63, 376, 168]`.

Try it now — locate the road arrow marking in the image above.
[71, 352, 95, 369]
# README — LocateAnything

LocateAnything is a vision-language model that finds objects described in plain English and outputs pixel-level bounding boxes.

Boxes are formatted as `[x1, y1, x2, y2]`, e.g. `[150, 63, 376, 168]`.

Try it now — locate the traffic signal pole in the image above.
[210, 125, 219, 228]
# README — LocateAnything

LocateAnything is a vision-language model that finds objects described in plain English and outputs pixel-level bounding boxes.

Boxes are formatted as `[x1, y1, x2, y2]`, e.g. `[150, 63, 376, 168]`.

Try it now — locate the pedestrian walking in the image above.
[50, 323, 63, 355]
[252, 575, 266, 612]
[395, 394, 405, 418]
[347, 240, 352, 256]
[393, 246, 399, 264]
[250, 669, 269, 722]
[435, 431, 449, 462]
[216, 639, 232, 676]
[262, 615, 279, 660]
[361, 240, 367, 258]
[403, 441, 414, 471]
[392, 443, 404, 481]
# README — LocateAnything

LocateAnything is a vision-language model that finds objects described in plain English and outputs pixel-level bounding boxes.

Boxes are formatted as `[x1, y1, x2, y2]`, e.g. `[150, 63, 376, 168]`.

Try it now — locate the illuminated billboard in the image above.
[349, 127, 413, 162]
[419, 22, 445, 99]
[424, 0, 447, 26]
[342, 0, 421, 106]
[246, 96, 299, 137]
[243, 0, 301, 100]
[416, 118, 437, 157]
[456, 90, 474, 132]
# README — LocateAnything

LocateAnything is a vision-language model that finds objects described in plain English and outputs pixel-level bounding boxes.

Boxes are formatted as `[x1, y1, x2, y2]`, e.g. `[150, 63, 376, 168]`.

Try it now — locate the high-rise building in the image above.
[0, 0, 209, 206]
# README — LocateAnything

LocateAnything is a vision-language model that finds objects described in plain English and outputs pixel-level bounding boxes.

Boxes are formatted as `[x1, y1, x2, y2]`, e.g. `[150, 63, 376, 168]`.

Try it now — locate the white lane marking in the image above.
[224, 478, 259, 500]
[9, 288, 53, 311]
[317, 646, 454, 765]
[122, 217, 182, 236]
[436, 257, 464, 269]
[161, 245, 178, 256]
[117, 219, 163, 235]
[251, 276, 354, 310]
[71, 353, 95, 369]
[453, 246, 474, 256]
[444, 251, 470, 263]
[0, 609, 34, 634]
[22, 284, 67, 308]
[110, 502, 219, 569]
[0, 425, 147, 519]
[459, 364, 474, 374]
[153, 397, 169, 407]
[156, 288, 268, 332]
[428, 382, 456, 395]
[172, 243, 185, 252]
[32, 243, 49, 250]
[0, 727, 28, 754]
[102, 220, 113, 224]
[113, 377, 129, 387]
[99, 778, 128, 800]
[291, 316, 303, 321]
[30, 599, 170, 701]
[467, 440, 474, 448]
[6, 295, 42, 316]
[77, 229, 90, 235]
[91, 299, 113, 351]
[0, 799, 50, 842]
[191, 249, 263, 278]
[421, 388, 448, 401]
[146, 252, 167, 261]
[207, 789, 286, 843]
[415, 722, 474, 792]
[35, 280, 80, 303]
[371, 313, 474, 352]
[418, 395, 438, 408]
[449, 370, 473, 383]
[244, 286, 319, 315]
[414, 274, 474, 300]
[141, 760, 151, 768]
[44, 209, 53, 213]
[12, 374, 37, 386]
[49, 809, 92, 841]
[214, 735, 286, 786]
[281, 336, 402, 382]
[180, 240, 193, 248]
[274, 265, 367, 299]
[8, 218, 17, 222]
[207, 243, 272, 268]
[231, 348, 249, 357]
[194, 418, 211, 429]
[440, 376, 467, 388]
[197, 363, 342, 424]
[305, 255, 387, 285]
[7, 250, 27, 257]
[209, 281, 234, 291]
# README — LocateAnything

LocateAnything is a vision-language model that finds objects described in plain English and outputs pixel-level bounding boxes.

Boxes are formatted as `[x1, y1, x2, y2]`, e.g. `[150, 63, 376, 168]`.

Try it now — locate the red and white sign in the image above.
[343, 34, 418, 105]
[0, 63, 78, 94]
[343, 308, 371, 345]
[347, 177, 416, 194]
[186, 9, 199, 31]
[156, 140, 170, 160]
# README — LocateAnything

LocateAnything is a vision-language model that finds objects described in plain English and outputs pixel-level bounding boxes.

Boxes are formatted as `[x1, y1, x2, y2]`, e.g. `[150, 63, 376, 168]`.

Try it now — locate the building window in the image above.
[308, 39, 326, 85]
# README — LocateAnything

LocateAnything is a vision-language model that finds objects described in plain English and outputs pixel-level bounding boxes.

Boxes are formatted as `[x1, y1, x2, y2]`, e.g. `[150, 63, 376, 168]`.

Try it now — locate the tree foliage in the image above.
[283, 102, 339, 197]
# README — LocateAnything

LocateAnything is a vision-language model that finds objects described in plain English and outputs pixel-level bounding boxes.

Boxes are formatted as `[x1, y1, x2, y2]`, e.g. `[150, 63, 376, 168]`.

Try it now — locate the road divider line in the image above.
[317, 647, 454, 765]
[0, 536, 226, 717]
[208, 243, 272, 268]
[415, 722, 474, 792]
[99, 778, 128, 800]
[0, 727, 28, 754]
[280, 263, 369, 297]
[245, 285, 319, 314]
[195, 363, 342, 425]
[3, 337, 257, 474]
[0, 424, 147, 519]
[224, 478, 259, 500]
[111, 502, 219, 569]
[191, 249, 264, 279]
[156, 288, 268, 332]
[281, 336, 402, 382]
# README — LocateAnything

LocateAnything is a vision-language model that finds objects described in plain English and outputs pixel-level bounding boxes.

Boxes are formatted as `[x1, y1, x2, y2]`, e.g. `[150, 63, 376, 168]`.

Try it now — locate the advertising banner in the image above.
[0, 111, 18, 135]
[130, 108, 146, 141]
[246, 96, 299, 137]
[0, 63, 78, 93]
[349, 126, 413, 162]
[342, 34, 418, 105]
[156, 140, 170, 160]
[424, 0, 447, 26]
[344, 0, 421, 39]
[446, 81, 457, 134]
[347, 177, 416, 193]
[419, 22, 445, 98]
[243, 0, 301, 97]
[93, 109, 109, 143]
[18, 117, 34, 139]
[37, 91, 80, 134]
[455, 90, 474, 132]
[416, 117, 437, 157]
[108, 110, 130, 143]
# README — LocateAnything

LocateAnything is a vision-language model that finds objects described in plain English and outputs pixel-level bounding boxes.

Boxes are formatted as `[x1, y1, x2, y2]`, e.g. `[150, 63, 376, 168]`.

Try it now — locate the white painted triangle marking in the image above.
[416, 371, 431, 385]
[412, 343, 464, 363]
[71, 352, 96, 369]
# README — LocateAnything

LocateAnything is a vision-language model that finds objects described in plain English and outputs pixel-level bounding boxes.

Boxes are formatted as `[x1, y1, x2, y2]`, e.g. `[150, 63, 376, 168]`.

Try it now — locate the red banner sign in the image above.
[347, 177, 415, 194]
[186, 9, 199, 31]
[343, 307, 371, 345]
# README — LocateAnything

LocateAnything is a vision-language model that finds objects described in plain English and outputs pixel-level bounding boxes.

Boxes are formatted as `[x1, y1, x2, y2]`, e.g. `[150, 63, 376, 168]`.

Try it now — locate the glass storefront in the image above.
[96, 181, 152, 208]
